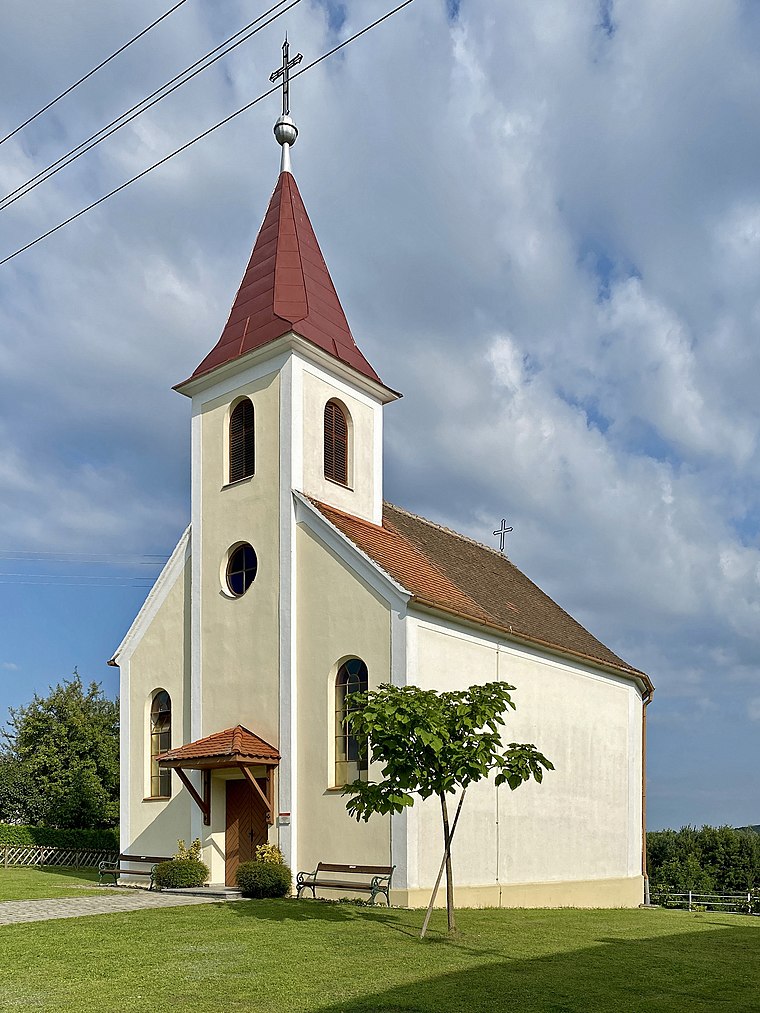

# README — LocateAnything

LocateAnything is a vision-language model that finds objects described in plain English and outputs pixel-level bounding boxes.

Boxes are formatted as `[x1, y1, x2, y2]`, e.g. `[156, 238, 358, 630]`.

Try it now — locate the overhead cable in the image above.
[0, 0, 415, 268]
[0, 0, 302, 212]
[0, 551, 167, 565]
[0, 0, 191, 148]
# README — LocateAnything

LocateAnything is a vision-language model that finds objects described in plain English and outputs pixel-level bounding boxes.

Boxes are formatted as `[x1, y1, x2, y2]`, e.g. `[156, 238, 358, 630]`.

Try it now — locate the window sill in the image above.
[221, 475, 254, 491]
[142, 796, 171, 802]
[324, 476, 353, 491]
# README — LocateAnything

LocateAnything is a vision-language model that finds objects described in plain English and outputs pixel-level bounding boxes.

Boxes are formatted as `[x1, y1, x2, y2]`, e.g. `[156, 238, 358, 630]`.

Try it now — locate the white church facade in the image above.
[111, 83, 653, 907]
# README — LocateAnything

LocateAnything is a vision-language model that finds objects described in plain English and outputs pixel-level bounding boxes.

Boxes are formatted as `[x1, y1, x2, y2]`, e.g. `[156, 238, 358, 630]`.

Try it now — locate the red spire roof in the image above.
[187, 171, 383, 385]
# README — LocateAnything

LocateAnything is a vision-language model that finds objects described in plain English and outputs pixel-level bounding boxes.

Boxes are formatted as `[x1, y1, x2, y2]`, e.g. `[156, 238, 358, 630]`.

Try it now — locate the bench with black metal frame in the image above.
[98, 853, 172, 889]
[296, 862, 394, 905]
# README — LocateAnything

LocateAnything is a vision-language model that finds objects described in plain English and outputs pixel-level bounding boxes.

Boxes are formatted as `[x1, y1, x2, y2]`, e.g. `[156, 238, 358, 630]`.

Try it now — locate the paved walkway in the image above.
[0, 889, 242, 926]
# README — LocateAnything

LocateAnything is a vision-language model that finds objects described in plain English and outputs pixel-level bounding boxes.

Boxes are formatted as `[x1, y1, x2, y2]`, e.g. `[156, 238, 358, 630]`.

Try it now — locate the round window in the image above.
[226, 543, 258, 596]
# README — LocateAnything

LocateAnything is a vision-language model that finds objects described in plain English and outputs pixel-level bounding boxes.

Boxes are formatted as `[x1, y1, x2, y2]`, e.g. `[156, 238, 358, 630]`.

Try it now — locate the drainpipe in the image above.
[641, 686, 653, 905]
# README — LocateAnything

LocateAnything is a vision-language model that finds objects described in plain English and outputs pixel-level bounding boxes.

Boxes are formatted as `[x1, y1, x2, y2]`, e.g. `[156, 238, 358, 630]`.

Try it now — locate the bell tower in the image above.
[173, 40, 399, 867]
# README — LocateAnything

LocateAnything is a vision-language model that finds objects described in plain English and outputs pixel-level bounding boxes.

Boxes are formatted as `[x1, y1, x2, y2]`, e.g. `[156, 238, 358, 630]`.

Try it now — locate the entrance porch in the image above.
[157, 725, 280, 886]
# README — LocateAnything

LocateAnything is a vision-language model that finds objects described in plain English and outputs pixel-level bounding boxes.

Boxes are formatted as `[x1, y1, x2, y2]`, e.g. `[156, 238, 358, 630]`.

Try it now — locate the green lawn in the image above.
[0, 885, 758, 1012]
[0, 866, 102, 900]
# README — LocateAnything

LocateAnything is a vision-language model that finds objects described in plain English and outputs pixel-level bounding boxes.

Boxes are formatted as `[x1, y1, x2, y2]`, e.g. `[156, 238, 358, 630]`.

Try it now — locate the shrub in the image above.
[153, 857, 209, 889]
[236, 860, 292, 898]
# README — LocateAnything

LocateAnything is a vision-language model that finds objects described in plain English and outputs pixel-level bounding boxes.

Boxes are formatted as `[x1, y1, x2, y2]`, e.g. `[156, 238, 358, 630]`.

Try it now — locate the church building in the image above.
[111, 52, 653, 907]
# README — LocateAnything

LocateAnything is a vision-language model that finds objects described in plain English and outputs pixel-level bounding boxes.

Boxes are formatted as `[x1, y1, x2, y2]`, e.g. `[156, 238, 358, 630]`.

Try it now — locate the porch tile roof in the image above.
[157, 725, 280, 766]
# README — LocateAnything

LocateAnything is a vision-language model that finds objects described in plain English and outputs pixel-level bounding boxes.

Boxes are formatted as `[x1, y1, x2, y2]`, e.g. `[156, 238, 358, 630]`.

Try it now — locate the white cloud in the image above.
[1, 0, 760, 827]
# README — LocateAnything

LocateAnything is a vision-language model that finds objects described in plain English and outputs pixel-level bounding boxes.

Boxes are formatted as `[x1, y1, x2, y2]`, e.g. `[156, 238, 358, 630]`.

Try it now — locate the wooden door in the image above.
[225, 779, 268, 887]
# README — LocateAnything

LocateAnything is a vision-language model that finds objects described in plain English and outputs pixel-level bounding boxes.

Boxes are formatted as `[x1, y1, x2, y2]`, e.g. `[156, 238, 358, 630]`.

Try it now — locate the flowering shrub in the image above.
[255, 843, 285, 864]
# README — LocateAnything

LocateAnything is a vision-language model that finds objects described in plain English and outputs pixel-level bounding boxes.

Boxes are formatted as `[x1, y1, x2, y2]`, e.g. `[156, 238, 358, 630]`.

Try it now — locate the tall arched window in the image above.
[229, 398, 255, 483]
[324, 399, 349, 485]
[335, 659, 368, 785]
[150, 690, 171, 798]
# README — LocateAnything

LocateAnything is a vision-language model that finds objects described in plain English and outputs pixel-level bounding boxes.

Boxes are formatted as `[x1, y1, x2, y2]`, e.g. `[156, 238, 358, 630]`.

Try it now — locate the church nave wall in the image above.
[406, 617, 644, 906]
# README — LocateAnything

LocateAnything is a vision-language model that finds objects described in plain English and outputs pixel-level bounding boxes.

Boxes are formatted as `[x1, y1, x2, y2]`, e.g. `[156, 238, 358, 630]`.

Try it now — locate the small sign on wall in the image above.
[277, 812, 291, 826]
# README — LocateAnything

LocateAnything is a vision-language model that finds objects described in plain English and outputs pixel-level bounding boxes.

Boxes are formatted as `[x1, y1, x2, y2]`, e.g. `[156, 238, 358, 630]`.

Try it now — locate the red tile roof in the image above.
[186, 172, 384, 386]
[312, 499, 650, 687]
[157, 725, 280, 766]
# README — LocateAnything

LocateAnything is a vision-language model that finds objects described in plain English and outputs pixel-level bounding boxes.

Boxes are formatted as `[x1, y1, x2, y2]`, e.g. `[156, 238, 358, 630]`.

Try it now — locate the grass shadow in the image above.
[308, 920, 760, 1012]
[226, 896, 511, 957]
[227, 896, 409, 926]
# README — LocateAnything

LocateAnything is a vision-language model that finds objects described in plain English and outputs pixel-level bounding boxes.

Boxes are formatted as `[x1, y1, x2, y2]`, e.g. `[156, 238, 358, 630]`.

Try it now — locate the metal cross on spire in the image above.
[492, 518, 513, 554]
[270, 36, 303, 116]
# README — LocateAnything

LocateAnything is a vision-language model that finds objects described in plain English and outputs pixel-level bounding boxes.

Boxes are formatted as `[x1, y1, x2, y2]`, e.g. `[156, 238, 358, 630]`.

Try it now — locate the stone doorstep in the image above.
[161, 884, 242, 899]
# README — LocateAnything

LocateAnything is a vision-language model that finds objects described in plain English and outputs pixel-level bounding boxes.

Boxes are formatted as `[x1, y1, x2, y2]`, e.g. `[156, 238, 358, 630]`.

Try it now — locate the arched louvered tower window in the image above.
[334, 658, 368, 785]
[229, 398, 255, 483]
[150, 690, 171, 798]
[324, 400, 349, 485]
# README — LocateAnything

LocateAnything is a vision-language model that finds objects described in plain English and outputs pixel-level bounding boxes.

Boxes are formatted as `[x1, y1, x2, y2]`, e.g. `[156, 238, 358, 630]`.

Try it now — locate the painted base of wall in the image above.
[390, 875, 644, 909]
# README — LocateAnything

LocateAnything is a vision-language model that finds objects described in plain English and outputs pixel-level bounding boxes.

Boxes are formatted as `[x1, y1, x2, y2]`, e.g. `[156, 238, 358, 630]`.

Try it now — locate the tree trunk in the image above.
[420, 789, 466, 939]
[440, 791, 455, 932]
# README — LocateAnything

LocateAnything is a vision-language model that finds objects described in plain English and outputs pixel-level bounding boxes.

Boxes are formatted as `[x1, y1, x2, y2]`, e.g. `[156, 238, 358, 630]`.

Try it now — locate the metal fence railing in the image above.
[1, 846, 118, 870]
[651, 890, 755, 913]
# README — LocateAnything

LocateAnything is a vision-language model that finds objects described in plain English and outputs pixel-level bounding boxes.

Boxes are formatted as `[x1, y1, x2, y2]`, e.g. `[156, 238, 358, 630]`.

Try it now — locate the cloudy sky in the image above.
[1, 0, 759, 831]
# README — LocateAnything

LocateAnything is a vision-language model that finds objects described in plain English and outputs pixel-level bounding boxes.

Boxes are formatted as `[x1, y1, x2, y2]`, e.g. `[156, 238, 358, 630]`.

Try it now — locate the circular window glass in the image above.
[226, 543, 257, 596]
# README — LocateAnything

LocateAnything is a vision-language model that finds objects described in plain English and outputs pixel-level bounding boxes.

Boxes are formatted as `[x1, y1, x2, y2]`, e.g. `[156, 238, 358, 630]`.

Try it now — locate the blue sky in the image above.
[1, 0, 760, 831]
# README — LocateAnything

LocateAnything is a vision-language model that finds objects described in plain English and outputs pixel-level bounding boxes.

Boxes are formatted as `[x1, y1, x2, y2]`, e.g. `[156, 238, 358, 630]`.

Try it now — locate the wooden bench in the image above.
[296, 863, 394, 905]
[98, 853, 171, 889]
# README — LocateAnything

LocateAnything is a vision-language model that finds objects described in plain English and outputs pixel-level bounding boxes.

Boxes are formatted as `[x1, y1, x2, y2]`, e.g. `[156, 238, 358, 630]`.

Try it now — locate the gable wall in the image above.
[121, 554, 192, 857]
[295, 524, 392, 871]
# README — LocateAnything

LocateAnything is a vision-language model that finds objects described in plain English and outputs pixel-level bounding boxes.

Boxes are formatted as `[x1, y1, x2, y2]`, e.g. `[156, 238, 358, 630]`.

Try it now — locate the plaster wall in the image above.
[299, 363, 381, 523]
[407, 618, 643, 905]
[123, 557, 192, 857]
[294, 524, 392, 872]
[195, 369, 281, 744]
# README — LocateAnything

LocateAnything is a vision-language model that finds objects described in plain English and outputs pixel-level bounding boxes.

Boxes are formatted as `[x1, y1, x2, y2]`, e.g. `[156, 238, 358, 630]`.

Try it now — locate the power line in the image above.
[0, 572, 156, 582]
[0, 0, 191, 148]
[0, 0, 415, 268]
[0, 552, 167, 566]
[0, 0, 302, 212]
[0, 578, 155, 587]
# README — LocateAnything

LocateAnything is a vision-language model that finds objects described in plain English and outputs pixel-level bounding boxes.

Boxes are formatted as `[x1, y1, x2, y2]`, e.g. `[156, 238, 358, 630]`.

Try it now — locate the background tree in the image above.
[343, 681, 553, 935]
[647, 825, 760, 894]
[0, 672, 119, 829]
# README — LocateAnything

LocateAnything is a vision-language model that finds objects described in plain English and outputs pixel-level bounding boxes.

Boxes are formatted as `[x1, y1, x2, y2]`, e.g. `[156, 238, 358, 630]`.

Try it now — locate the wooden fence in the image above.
[1, 846, 118, 869]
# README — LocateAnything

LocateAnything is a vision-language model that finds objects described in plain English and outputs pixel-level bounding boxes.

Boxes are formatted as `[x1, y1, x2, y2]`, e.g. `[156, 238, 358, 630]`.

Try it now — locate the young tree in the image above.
[0, 672, 119, 829]
[343, 681, 553, 935]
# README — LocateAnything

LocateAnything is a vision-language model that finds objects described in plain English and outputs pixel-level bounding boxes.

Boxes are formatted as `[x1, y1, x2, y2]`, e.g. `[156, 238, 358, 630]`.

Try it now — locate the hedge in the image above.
[0, 824, 119, 850]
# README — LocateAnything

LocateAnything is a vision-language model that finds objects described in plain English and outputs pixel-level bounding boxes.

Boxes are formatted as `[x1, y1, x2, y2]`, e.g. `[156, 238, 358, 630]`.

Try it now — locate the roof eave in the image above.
[175, 331, 401, 405]
[409, 598, 654, 694]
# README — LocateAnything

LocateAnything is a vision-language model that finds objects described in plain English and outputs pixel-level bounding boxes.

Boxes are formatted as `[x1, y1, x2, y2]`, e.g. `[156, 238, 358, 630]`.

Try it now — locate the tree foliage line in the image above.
[647, 825, 760, 894]
[0, 674, 119, 830]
